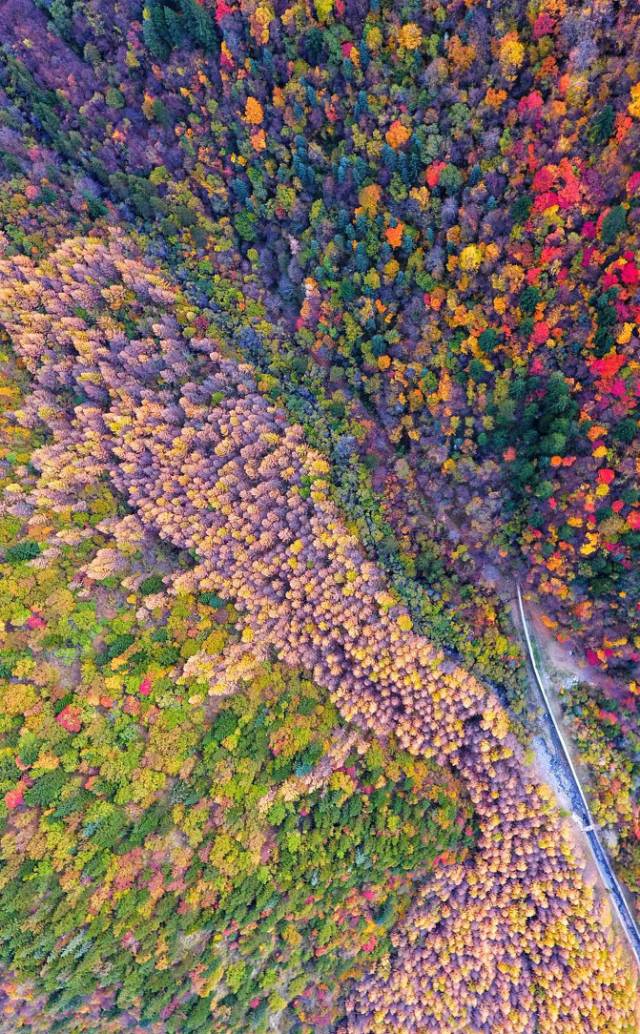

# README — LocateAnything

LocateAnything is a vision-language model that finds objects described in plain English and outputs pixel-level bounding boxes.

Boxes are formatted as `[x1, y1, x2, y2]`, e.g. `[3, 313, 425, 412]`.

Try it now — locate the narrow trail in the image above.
[516, 582, 640, 971]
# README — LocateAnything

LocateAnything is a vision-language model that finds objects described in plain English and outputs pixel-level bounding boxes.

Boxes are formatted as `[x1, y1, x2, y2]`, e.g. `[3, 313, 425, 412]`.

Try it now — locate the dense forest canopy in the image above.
[1, 0, 640, 1031]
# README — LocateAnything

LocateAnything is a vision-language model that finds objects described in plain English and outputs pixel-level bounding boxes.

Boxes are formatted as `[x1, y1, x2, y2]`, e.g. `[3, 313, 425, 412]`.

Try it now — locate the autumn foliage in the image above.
[0, 235, 635, 1032]
[0, 0, 640, 1028]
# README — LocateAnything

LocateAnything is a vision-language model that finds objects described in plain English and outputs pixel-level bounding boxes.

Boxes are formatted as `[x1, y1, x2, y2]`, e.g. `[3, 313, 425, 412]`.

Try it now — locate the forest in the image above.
[0, 0, 639, 1031]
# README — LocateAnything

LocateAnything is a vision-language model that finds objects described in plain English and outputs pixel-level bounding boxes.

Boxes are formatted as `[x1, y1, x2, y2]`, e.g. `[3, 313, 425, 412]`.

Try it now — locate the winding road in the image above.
[515, 583, 640, 971]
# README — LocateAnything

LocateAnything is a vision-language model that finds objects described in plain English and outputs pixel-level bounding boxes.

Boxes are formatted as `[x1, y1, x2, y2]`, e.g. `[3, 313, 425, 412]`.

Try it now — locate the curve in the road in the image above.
[516, 582, 640, 971]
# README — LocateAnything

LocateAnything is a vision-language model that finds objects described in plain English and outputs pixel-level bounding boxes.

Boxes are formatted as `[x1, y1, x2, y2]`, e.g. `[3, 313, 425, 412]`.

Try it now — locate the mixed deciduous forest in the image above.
[0, 0, 639, 1031]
